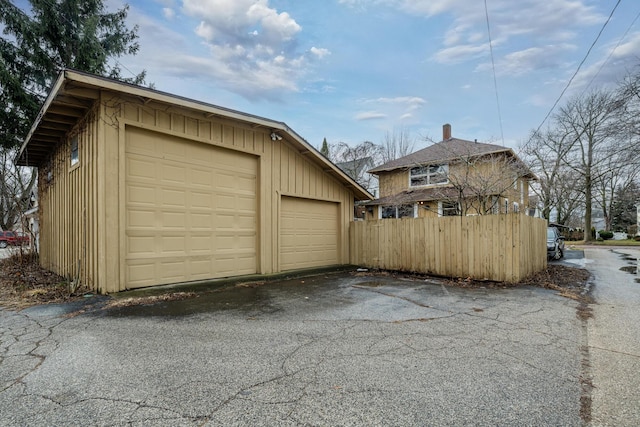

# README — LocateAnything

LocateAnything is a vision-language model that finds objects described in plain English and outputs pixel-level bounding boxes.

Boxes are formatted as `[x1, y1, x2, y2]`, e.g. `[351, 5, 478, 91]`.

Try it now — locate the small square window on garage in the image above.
[70, 135, 79, 166]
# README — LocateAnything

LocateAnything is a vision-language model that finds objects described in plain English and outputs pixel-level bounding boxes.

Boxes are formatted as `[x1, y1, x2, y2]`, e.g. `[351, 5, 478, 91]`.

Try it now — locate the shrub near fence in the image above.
[350, 214, 548, 283]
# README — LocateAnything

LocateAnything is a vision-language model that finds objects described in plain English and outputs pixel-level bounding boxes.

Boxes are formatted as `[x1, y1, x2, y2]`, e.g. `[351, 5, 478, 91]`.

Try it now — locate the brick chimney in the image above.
[443, 123, 451, 141]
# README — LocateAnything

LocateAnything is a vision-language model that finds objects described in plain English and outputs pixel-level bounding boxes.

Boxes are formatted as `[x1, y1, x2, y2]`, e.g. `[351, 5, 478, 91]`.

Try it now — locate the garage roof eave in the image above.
[66, 69, 285, 131]
[16, 72, 68, 167]
[15, 69, 375, 200]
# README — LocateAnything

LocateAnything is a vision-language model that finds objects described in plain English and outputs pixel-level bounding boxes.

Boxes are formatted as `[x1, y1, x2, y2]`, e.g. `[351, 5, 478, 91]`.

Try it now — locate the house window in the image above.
[70, 136, 79, 166]
[438, 201, 460, 217]
[381, 204, 415, 219]
[504, 198, 509, 213]
[490, 196, 500, 214]
[410, 164, 448, 187]
[513, 202, 519, 213]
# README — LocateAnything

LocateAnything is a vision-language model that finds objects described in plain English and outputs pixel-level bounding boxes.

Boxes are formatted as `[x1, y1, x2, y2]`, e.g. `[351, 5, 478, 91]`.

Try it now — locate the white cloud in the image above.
[356, 96, 427, 125]
[433, 43, 489, 64]
[339, 0, 606, 72]
[183, 0, 300, 47]
[366, 96, 426, 109]
[476, 44, 576, 76]
[355, 111, 387, 120]
[569, 32, 640, 91]
[120, 3, 307, 100]
[127, 0, 332, 99]
[162, 7, 175, 20]
[431, 1, 603, 66]
[310, 47, 331, 59]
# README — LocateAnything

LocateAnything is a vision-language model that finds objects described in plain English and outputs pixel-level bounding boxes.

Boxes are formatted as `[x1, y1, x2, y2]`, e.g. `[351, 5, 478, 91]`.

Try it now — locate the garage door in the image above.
[125, 127, 257, 288]
[280, 196, 339, 271]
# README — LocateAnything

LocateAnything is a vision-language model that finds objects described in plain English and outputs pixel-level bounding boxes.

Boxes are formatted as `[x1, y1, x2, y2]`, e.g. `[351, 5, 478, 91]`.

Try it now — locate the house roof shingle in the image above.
[360, 186, 475, 206]
[368, 137, 514, 173]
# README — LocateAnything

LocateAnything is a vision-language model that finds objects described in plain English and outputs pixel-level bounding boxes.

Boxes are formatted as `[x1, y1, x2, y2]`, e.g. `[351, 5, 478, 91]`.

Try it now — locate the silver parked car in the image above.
[547, 227, 565, 260]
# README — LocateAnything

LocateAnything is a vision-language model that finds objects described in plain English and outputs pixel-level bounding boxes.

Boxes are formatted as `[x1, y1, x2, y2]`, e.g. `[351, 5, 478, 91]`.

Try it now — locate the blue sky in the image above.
[107, 0, 640, 153]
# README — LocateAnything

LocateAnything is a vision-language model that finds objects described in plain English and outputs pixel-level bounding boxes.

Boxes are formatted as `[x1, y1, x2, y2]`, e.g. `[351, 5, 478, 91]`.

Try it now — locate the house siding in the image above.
[38, 103, 103, 291]
[38, 91, 355, 293]
[375, 156, 530, 217]
[378, 170, 408, 197]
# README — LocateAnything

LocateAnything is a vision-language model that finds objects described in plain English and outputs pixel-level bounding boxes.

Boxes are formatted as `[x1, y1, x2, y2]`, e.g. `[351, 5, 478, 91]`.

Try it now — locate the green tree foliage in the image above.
[320, 137, 329, 157]
[610, 181, 640, 232]
[0, 0, 145, 149]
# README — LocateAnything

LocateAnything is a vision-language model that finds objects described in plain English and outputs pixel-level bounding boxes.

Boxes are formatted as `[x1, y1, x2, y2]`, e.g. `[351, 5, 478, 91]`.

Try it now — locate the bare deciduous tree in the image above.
[520, 127, 582, 224]
[443, 153, 530, 216]
[330, 141, 382, 195]
[546, 89, 628, 240]
[381, 128, 415, 163]
[593, 144, 640, 231]
[0, 148, 36, 231]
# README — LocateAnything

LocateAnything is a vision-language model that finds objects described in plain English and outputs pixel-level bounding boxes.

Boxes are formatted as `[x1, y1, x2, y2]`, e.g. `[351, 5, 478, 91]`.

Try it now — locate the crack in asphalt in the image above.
[1, 278, 589, 426]
[586, 345, 640, 359]
[353, 282, 585, 350]
[0, 311, 67, 393]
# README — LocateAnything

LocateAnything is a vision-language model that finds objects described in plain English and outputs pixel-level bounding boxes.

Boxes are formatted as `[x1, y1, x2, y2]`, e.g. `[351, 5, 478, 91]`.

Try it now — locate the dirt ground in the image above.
[0, 253, 592, 310]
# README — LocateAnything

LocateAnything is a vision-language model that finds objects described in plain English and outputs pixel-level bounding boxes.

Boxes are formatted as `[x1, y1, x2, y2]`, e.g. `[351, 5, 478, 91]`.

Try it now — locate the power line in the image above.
[114, 59, 139, 81]
[484, 0, 505, 147]
[584, 8, 640, 92]
[528, 0, 622, 141]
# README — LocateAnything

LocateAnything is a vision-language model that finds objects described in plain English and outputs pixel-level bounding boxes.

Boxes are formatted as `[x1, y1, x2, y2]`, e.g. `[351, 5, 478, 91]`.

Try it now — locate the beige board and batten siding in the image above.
[36, 83, 359, 293]
[38, 104, 102, 291]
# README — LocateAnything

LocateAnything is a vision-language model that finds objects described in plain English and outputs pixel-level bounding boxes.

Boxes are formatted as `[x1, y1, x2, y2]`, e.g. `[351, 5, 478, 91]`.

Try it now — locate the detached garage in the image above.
[16, 70, 372, 293]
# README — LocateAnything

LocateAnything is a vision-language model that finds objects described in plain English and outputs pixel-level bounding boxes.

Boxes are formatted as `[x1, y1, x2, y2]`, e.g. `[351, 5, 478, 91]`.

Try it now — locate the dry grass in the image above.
[0, 251, 90, 310]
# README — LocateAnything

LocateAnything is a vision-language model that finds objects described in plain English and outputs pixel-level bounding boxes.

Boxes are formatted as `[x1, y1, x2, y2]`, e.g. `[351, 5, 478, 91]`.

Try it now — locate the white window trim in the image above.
[409, 164, 449, 188]
[380, 203, 417, 219]
[491, 196, 499, 214]
[437, 201, 460, 217]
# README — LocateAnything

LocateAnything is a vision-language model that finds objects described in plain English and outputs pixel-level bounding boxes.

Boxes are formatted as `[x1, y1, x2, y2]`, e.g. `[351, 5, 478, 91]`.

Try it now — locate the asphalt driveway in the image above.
[1, 272, 586, 426]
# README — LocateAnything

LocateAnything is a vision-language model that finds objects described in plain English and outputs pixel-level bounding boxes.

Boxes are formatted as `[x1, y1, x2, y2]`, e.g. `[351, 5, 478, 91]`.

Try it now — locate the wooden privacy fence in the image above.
[350, 214, 547, 283]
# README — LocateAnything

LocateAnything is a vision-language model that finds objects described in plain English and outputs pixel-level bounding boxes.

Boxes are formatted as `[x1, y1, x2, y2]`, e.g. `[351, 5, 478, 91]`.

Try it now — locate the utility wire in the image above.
[114, 59, 139, 81]
[484, 0, 505, 146]
[528, 0, 622, 142]
[583, 8, 640, 92]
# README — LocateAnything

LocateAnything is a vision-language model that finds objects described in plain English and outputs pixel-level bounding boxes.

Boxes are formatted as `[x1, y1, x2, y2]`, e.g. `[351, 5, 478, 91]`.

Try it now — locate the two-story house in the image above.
[363, 124, 536, 220]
